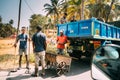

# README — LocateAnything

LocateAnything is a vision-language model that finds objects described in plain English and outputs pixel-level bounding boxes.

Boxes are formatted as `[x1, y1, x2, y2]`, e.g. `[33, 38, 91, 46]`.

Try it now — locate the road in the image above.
[0, 58, 93, 80]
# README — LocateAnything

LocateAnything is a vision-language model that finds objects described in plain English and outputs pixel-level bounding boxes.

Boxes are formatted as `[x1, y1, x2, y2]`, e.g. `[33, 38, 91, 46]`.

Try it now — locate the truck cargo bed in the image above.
[57, 18, 120, 41]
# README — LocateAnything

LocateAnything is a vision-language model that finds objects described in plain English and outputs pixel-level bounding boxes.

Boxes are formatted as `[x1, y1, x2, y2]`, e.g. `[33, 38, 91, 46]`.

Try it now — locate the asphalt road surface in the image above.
[0, 58, 93, 80]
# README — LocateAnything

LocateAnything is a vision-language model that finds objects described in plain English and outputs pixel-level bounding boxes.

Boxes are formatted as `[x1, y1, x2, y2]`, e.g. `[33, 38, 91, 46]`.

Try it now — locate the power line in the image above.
[24, 0, 34, 14]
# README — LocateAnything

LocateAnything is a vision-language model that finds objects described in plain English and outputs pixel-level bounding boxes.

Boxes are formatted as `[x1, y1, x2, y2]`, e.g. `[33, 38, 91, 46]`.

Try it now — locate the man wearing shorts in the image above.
[32, 26, 47, 77]
[14, 27, 29, 70]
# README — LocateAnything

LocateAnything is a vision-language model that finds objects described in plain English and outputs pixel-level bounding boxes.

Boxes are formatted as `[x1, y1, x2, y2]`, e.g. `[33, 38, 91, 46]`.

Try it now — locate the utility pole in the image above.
[17, 0, 22, 35]
[8, 0, 22, 74]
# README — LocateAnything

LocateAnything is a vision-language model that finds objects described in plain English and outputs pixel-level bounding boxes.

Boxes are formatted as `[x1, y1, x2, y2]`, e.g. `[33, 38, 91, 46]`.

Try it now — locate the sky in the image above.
[0, 0, 120, 29]
[0, 0, 50, 28]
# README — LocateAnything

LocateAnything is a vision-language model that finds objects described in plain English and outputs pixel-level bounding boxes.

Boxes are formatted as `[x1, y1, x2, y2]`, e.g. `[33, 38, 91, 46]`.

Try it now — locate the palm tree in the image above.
[81, 0, 85, 20]
[30, 14, 47, 28]
[44, 0, 61, 26]
[115, 1, 120, 20]
[65, 0, 90, 21]
[67, 0, 82, 20]
[105, 0, 115, 22]
[87, 0, 120, 22]
[59, 0, 68, 13]
[105, 0, 120, 22]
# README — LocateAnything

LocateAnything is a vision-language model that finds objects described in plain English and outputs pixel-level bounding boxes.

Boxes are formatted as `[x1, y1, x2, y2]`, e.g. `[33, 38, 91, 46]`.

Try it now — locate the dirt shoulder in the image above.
[0, 38, 16, 55]
[0, 38, 17, 70]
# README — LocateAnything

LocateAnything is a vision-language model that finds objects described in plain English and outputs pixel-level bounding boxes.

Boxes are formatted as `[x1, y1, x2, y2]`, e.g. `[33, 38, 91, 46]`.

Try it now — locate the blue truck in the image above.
[57, 17, 120, 59]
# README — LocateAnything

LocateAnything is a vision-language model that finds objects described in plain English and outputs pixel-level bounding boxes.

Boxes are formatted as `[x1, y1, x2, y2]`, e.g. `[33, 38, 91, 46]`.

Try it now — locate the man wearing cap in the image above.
[32, 26, 47, 77]
[14, 27, 29, 70]
[57, 30, 67, 55]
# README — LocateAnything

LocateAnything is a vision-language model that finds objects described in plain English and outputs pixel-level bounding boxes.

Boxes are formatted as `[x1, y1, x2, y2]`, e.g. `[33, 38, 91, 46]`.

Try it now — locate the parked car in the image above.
[91, 44, 120, 80]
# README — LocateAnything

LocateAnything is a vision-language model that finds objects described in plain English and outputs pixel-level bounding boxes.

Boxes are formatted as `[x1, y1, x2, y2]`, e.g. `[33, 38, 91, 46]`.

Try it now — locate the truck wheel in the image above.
[78, 55, 81, 60]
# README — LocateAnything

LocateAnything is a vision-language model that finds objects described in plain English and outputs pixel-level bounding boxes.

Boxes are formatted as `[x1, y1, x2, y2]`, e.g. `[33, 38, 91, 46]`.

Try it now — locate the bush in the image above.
[22, 53, 35, 63]
[0, 54, 14, 62]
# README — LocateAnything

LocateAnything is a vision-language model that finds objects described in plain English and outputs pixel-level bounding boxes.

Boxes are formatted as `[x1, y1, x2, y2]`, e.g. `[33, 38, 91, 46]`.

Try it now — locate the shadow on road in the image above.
[6, 75, 31, 80]
[65, 57, 91, 77]
[6, 57, 91, 80]
[43, 57, 91, 79]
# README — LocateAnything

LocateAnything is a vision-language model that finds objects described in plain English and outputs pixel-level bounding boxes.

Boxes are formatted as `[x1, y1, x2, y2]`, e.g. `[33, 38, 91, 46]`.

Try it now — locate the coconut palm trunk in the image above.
[81, 0, 84, 20]
[105, 0, 115, 22]
[54, 13, 56, 29]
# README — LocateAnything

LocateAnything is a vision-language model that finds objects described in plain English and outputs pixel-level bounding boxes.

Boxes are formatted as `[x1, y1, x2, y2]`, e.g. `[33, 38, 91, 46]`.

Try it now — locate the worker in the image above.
[14, 27, 29, 70]
[57, 30, 67, 55]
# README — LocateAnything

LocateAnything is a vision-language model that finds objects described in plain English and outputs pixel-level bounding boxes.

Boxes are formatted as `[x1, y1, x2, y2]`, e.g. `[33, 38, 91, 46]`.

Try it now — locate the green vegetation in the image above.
[44, 0, 60, 25]
[0, 54, 14, 62]
[29, 14, 47, 35]
[43, 0, 120, 25]
[0, 53, 35, 63]
[0, 44, 57, 63]
[46, 43, 69, 56]
[1, 0, 120, 38]
[0, 16, 16, 38]
[22, 53, 35, 63]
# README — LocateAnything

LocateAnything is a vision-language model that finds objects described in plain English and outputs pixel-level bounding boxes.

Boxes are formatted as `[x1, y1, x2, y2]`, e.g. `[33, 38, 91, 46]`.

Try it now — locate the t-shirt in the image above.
[32, 32, 46, 52]
[17, 34, 28, 49]
[57, 35, 67, 49]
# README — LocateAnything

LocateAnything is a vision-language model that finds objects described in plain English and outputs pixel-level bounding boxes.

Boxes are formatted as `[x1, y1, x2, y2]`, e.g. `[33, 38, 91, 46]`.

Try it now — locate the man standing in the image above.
[60, 13, 67, 24]
[57, 30, 67, 55]
[32, 26, 47, 77]
[70, 16, 76, 22]
[14, 27, 29, 70]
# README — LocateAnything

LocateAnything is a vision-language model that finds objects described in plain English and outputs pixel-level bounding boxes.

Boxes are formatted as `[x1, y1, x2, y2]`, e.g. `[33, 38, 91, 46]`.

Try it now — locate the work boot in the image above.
[26, 62, 29, 69]
[17, 66, 21, 70]
[25, 55, 29, 69]
[17, 65, 21, 70]
[31, 68, 39, 77]
[26, 66, 30, 69]
[41, 68, 45, 77]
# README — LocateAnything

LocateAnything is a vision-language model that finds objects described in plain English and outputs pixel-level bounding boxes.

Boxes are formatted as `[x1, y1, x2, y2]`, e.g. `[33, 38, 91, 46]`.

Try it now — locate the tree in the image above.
[105, 0, 120, 22]
[9, 19, 14, 25]
[65, 0, 89, 20]
[43, 0, 120, 24]
[45, 18, 54, 29]
[115, 1, 120, 20]
[0, 23, 16, 38]
[0, 17, 16, 38]
[81, 0, 84, 20]
[61, 0, 68, 12]
[67, 0, 82, 20]
[105, 0, 115, 22]
[44, 0, 61, 26]
[87, 0, 120, 22]
[29, 14, 47, 35]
